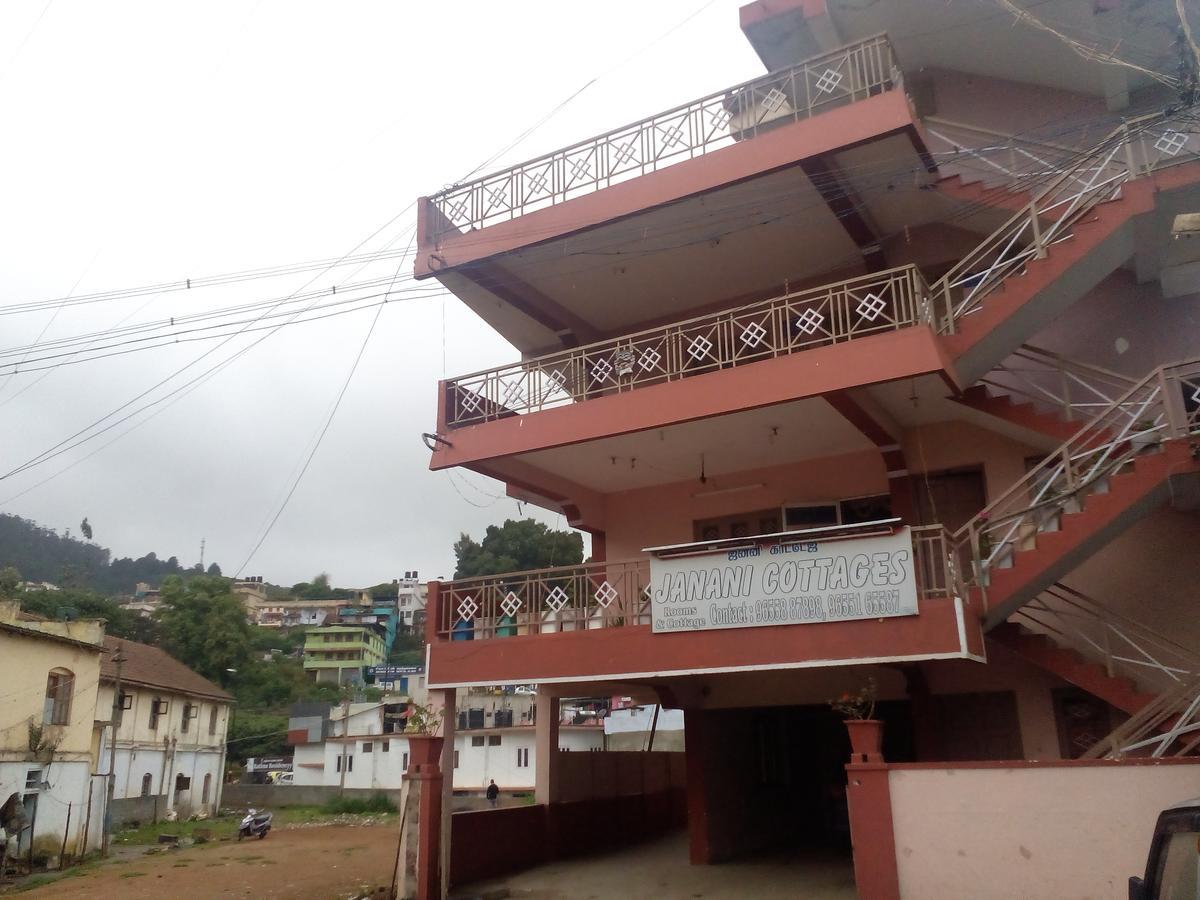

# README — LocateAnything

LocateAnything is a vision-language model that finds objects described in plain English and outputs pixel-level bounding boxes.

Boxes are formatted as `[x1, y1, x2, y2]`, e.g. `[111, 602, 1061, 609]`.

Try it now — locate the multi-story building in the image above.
[413, 1, 1200, 895]
[0, 602, 106, 860]
[302, 623, 387, 684]
[251, 597, 341, 629]
[96, 637, 234, 822]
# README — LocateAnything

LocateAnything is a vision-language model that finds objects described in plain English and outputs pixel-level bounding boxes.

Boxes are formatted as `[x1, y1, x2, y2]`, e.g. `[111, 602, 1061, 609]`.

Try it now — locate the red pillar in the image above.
[413, 760, 444, 900]
[844, 761, 901, 900]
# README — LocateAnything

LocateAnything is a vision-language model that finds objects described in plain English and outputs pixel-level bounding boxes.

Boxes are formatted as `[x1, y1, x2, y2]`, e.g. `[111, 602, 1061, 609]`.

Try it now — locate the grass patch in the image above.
[119, 871, 147, 878]
[319, 792, 396, 815]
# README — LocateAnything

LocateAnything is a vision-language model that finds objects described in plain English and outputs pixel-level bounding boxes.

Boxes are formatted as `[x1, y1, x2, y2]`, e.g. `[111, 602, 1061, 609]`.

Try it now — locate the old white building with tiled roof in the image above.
[96, 636, 234, 823]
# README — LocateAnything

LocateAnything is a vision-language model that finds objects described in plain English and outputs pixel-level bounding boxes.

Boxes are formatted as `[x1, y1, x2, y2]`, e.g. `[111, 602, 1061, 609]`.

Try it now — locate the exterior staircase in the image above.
[989, 621, 1156, 715]
[974, 443, 1198, 628]
[953, 345, 1136, 445]
[989, 582, 1200, 757]
[924, 109, 1200, 385]
[951, 356, 1200, 631]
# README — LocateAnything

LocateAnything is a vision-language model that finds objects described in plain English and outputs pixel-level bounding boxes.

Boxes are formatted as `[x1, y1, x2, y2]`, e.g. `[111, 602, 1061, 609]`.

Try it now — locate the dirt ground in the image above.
[16, 824, 400, 899]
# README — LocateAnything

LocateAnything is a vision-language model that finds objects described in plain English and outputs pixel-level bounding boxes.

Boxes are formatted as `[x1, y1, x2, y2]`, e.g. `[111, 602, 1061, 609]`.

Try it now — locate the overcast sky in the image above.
[0, 1, 762, 587]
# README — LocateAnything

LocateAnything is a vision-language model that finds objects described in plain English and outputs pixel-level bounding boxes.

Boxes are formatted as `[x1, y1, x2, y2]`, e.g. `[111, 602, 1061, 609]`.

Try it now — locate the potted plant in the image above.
[829, 677, 882, 760]
[403, 702, 445, 771]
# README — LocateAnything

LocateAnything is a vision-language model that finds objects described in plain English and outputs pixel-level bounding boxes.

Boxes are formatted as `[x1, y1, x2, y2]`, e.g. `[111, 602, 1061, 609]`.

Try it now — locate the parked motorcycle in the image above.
[238, 808, 272, 840]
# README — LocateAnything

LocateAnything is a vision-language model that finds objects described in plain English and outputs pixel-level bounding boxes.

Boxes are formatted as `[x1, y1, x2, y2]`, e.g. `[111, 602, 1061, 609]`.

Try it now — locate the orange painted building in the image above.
[413, 2, 1200, 896]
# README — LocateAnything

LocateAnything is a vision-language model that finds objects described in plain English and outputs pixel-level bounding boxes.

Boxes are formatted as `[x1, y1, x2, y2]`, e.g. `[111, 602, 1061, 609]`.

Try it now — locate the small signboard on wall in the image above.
[647, 523, 918, 634]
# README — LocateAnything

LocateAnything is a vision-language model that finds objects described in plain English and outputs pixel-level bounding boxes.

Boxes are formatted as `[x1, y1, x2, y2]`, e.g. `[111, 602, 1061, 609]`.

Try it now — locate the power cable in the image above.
[234, 232, 414, 576]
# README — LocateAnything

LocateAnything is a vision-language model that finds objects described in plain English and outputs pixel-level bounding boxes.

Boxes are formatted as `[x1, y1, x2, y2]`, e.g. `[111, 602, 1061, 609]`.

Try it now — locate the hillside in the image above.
[0, 512, 221, 596]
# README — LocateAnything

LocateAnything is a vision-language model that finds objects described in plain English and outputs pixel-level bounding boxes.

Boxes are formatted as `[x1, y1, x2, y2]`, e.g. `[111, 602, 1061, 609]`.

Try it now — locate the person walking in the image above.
[486, 780, 500, 809]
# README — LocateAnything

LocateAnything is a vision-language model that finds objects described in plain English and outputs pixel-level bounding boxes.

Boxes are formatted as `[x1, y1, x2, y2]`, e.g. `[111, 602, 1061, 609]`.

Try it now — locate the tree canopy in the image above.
[156, 575, 252, 687]
[453, 518, 584, 578]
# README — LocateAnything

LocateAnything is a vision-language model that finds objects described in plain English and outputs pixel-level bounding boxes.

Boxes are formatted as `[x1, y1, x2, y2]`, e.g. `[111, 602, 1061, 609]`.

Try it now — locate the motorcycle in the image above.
[238, 808, 272, 840]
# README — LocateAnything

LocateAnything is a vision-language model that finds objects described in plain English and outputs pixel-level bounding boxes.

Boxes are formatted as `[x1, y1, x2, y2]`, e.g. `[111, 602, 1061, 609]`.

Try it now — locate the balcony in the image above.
[424, 34, 899, 242]
[443, 263, 941, 428]
[424, 525, 985, 688]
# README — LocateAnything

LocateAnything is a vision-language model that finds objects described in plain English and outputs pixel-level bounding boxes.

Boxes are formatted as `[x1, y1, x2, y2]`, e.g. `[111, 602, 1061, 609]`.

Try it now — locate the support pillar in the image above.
[437, 688, 456, 900]
[844, 761, 901, 900]
[396, 688, 454, 900]
[684, 709, 712, 864]
[534, 692, 560, 806]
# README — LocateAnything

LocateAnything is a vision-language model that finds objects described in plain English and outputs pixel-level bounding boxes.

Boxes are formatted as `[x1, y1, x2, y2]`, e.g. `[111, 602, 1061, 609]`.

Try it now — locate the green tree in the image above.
[453, 518, 583, 578]
[226, 711, 289, 764]
[156, 575, 251, 687]
[0, 566, 20, 597]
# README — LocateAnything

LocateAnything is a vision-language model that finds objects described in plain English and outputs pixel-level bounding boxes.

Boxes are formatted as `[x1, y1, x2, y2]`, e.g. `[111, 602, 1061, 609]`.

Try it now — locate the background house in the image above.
[96, 637, 234, 823]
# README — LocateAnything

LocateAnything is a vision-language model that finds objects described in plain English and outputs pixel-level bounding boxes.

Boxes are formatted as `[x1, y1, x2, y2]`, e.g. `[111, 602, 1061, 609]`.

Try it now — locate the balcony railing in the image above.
[435, 525, 961, 642]
[427, 34, 899, 240]
[445, 264, 935, 426]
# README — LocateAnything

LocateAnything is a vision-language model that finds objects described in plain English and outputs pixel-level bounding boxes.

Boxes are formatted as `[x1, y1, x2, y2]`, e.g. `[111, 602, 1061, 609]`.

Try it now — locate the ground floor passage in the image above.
[468, 831, 855, 899]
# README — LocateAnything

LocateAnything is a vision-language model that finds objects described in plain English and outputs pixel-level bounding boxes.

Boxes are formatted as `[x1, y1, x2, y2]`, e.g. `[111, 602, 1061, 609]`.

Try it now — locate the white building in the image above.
[288, 698, 602, 793]
[291, 699, 414, 788]
[96, 637, 234, 820]
[604, 705, 686, 752]
[453, 725, 603, 792]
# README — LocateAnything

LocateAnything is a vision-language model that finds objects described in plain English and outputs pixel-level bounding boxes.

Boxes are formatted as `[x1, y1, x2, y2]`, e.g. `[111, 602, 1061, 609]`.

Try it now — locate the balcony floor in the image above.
[460, 831, 855, 900]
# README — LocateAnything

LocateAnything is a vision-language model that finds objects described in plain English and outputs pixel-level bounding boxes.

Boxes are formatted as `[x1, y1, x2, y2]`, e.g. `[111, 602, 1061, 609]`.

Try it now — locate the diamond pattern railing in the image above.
[445, 264, 933, 426]
[436, 525, 962, 642]
[427, 34, 898, 239]
[440, 109, 1199, 429]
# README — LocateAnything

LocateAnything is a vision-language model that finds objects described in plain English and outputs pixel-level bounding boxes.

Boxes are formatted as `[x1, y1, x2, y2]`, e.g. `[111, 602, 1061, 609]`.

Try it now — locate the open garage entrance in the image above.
[686, 700, 913, 865]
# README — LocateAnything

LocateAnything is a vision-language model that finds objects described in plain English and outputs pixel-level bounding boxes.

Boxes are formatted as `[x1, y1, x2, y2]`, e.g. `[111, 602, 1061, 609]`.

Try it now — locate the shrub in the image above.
[319, 793, 396, 815]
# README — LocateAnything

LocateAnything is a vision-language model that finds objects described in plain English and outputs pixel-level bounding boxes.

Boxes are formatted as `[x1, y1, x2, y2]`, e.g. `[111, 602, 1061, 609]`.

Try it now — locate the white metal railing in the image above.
[436, 525, 962, 642]
[445, 265, 933, 426]
[427, 34, 899, 239]
[439, 110, 1198, 429]
[954, 357, 1200, 598]
[981, 344, 1137, 423]
[923, 116, 1100, 193]
[1013, 583, 1199, 697]
[931, 111, 1200, 332]
[1084, 673, 1200, 759]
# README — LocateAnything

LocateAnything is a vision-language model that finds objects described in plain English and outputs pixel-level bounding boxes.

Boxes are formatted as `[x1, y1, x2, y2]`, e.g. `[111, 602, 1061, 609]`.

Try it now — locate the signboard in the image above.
[369, 665, 425, 679]
[246, 757, 293, 772]
[649, 527, 918, 634]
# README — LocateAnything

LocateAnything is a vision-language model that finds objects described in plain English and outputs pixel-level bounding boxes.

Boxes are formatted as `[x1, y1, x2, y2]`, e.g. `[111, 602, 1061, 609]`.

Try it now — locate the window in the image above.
[201, 773, 212, 804]
[140, 773, 153, 797]
[471, 736, 485, 747]
[43, 669, 73, 726]
[116, 691, 133, 724]
[181, 702, 194, 733]
[208, 707, 218, 736]
[149, 698, 167, 729]
[402, 752, 409, 770]
[516, 748, 529, 768]
[363, 742, 373, 753]
[25, 768, 42, 790]
[381, 741, 390, 753]
[488, 735, 502, 747]
[453, 751, 459, 769]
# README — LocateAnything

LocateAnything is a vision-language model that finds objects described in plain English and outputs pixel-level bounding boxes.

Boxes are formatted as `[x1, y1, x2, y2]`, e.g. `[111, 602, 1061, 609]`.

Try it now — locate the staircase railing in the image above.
[923, 116, 1098, 192]
[954, 357, 1200, 601]
[1012, 582, 1200, 699]
[930, 110, 1200, 333]
[1083, 673, 1200, 759]
[981, 344, 1138, 423]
